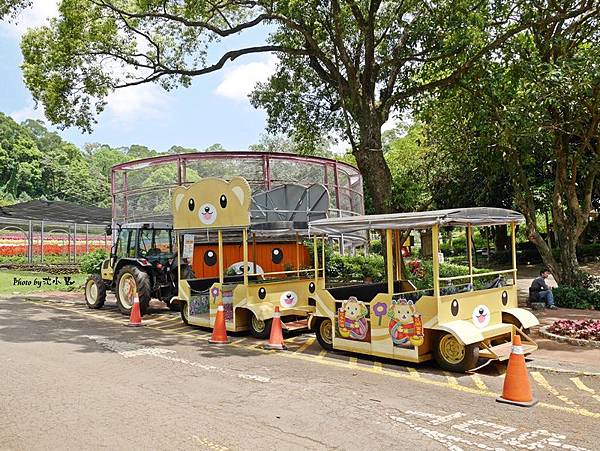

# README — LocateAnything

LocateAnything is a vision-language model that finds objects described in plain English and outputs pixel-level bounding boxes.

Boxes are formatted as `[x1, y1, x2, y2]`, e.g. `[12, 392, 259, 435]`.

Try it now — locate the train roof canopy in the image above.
[309, 207, 524, 235]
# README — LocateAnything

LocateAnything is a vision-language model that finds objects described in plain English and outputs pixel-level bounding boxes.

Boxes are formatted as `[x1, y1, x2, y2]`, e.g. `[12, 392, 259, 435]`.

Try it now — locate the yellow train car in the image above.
[173, 177, 317, 338]
[307, 208, 539, 372]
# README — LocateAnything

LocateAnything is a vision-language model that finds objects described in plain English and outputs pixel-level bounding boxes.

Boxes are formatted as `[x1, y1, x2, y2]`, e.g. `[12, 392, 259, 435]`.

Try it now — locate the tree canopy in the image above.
[419, 4, 600, 284]
[20, 0, 597, 215]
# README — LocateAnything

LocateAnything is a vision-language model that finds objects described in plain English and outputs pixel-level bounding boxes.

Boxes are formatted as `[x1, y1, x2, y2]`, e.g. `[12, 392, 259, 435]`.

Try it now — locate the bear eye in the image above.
[204, 250, 217, 266]
[501, 290, 508, 306]
[308, 282, 315, 293]
[258, 287, 267, 300]
[220, 194, 227, 208]
[271, 248, 283, 264]
[188, 198, 195, 211]
[451, 299, 459, 316]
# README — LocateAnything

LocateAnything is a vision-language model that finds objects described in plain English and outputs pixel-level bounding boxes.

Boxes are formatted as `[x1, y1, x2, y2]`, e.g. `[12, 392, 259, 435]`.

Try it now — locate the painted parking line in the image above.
[348, 357, 357, 367]
[23, 299, 600, 419]
[571, 377, 600, 402]
[532, 371, 577, 406]
[470, 374, 488, 391]
[373, 361, 383, 372]
[407, 367, 420, 379]
[444, 372, 459, 386]
[294, 337, 315, 354]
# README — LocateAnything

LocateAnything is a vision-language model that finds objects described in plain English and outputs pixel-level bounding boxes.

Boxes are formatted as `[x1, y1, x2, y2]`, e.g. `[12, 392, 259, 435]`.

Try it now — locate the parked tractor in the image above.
[84, 222, 193, 315]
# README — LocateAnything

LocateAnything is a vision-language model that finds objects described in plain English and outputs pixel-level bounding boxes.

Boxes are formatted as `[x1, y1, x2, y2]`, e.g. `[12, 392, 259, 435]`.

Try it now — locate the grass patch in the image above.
[0, 270, 87, 295]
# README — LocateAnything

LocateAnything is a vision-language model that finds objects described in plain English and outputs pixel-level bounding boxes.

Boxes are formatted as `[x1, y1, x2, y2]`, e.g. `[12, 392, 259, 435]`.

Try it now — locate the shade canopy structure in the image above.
[0, 200, 111, 225]
[309, 207, 524, 235]
[0, 200, 111, 264]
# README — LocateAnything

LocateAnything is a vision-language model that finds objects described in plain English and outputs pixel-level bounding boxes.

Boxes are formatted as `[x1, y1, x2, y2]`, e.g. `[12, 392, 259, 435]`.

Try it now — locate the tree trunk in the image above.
[494, 224, 509, 252]
[352, 123, 393, 214]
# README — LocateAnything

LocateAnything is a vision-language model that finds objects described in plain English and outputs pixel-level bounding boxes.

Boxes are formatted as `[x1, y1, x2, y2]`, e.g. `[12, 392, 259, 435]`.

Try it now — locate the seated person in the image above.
[529, 268, 557, 310]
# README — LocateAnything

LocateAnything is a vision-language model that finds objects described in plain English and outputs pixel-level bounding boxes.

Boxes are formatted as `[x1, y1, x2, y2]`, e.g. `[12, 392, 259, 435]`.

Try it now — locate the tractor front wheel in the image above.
[116, 265, 151, 315]
[84, 274, 106, 309]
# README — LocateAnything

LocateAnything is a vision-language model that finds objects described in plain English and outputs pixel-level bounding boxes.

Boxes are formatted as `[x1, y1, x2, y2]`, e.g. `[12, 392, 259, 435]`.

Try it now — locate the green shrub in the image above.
[370, 240, 382, 255]
[326, 253, 385, 283]
[553, 286, 600, 310]
[407, 260, 496, 290]
[79, 249, 108, 274]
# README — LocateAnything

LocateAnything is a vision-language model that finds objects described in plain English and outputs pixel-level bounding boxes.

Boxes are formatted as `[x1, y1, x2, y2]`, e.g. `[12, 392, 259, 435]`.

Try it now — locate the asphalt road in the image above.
[1, 297, 599, 451]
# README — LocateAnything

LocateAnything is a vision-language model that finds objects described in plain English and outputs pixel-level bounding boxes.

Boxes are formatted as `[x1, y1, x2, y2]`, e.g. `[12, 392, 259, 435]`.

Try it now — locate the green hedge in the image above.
[408, 260, 496, 291]
[326, 253, 385, 282]
[553, 286, 600, 310]
[79, 249, 108, 274]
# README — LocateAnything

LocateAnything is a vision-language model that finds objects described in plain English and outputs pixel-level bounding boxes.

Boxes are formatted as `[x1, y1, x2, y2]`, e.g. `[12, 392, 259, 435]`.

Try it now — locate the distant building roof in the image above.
[0, 200, 111, 224]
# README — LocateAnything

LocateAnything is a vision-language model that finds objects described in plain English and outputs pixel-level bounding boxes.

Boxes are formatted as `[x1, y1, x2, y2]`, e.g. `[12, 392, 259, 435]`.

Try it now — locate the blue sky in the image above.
[0, 1, 281, 152]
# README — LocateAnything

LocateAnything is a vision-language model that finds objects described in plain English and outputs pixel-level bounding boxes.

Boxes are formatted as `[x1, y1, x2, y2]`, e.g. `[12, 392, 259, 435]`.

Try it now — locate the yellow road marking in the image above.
[470, 374, 487, 391]
[294, 337, 315, 354]
[349, 357, 357, 367]
[156, 321, 185, 330]
[373, 361, 383, 372]
[532, 371, 576, 406]
[315, 350, 327, 359]
[571, 377, 600, 402]
[231, 338, 247, 344]
[407, 367, 420, 378]
[191, 435, 229, 450]
[532, 371, 578, 407]
[444, 372, 459, 386]
[26, 300, 600, 419]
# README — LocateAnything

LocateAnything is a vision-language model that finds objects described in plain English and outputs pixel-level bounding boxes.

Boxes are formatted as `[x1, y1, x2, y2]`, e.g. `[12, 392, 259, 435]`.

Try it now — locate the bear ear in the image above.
[172, 186, 186, 211]
[228, 177, 251, 208]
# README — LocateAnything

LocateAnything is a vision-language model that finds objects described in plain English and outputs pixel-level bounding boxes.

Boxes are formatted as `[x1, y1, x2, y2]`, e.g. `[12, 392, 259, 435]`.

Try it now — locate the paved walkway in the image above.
[517, 265, 600, 373]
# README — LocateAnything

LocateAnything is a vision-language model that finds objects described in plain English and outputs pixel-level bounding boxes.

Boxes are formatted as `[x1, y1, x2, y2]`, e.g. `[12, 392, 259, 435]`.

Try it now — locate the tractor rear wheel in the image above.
[116, 265, 151, 315]
[85, 274, 106, 309]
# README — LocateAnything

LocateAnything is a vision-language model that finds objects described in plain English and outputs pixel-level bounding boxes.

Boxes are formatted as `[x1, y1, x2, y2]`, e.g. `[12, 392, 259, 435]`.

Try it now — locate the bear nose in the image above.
[479, 308, 484, 314]
[204, 206, 210, 213]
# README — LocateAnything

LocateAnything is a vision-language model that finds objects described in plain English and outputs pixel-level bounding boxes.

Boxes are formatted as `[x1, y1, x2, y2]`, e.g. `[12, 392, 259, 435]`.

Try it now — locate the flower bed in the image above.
[547, 319, 600, 341]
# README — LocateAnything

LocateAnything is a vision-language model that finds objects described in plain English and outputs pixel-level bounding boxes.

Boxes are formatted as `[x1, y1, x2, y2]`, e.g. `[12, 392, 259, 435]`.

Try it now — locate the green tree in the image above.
[21, 0, 594, 215]
[0, 0, 30, 20]
[0, 113, 43, 199]
[420, 6, 600, 285]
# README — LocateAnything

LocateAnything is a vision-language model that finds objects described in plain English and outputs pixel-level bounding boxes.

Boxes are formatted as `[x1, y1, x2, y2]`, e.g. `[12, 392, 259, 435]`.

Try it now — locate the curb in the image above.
[525, 360, 600, 377]
[539, 325, 600, 349]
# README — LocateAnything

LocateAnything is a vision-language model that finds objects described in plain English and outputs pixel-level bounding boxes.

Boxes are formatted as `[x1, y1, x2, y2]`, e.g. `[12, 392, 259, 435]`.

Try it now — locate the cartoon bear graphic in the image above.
[387, 299, 424, 347]
[171, 177, 252, 229]
[338, 296, 368, 340]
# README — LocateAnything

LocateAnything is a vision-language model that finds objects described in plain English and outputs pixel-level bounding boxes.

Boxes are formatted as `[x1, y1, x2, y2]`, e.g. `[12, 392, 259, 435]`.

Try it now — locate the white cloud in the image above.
[0, 0, 59, 39]
[10, 102, 45, 123]
[105, 84, 172, 125]
[215, 56, 278, 102]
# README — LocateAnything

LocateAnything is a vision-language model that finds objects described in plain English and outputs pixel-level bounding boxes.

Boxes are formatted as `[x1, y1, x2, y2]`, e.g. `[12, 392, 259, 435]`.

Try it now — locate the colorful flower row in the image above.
[0, 244, 108, 256]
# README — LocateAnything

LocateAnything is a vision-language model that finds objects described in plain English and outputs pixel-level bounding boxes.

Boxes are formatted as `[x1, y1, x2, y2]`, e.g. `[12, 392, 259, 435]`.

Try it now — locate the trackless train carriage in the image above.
[174, 177, 319, 337]
[307, 209, 539, 372]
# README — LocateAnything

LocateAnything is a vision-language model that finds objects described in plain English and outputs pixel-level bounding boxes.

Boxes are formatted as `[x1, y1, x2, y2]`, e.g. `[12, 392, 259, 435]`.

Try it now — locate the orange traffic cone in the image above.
[127, 294, 143, 327]
[264, 306, 286, 350]
[496, 334, 538, 407]
[209, 301, 230, 344]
